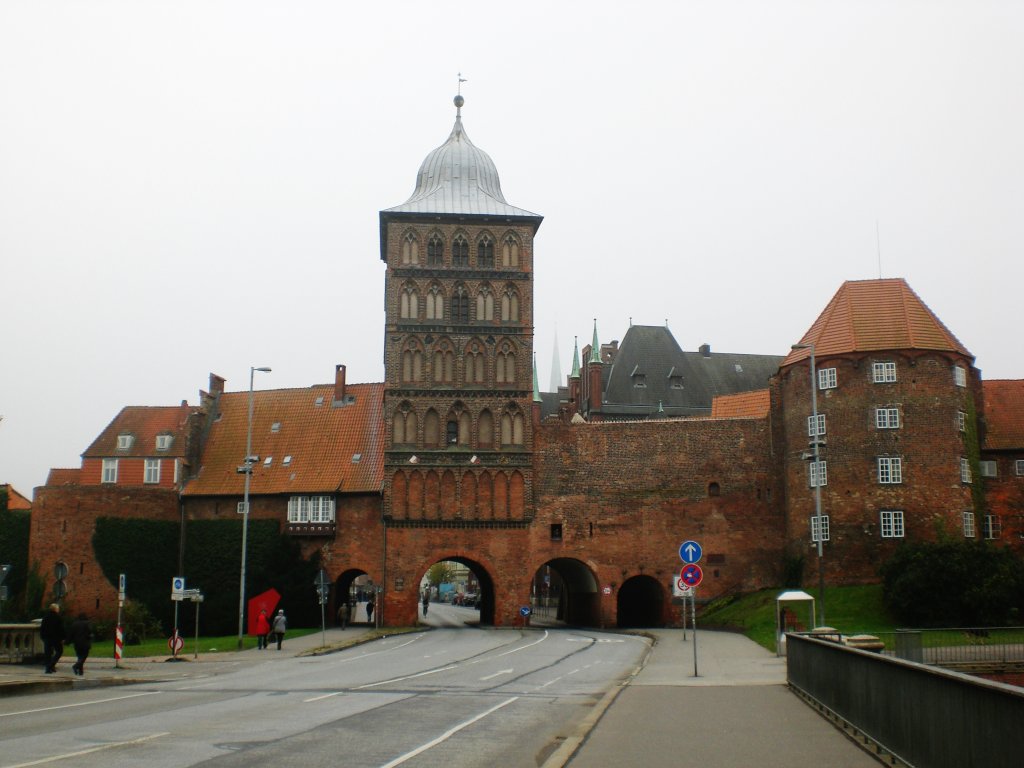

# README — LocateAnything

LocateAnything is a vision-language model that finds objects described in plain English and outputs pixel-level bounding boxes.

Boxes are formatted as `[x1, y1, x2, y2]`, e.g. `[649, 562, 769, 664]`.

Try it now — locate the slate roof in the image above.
[982, 380, 1024, 451]
[599, 325, 783, 417]
[182, 382, 384, 497]
[784, 278, 972, 366]
[711, 390, 772, 419]
[83, 405, 197, 458]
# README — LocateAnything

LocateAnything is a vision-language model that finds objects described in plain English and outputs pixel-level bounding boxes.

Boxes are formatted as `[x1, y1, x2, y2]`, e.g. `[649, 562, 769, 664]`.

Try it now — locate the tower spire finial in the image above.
[454, 73, 467, 118]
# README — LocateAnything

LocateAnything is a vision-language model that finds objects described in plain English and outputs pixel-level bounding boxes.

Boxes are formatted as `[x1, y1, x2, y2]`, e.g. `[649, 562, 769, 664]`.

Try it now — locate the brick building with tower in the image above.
[26, 96, 1024, 630]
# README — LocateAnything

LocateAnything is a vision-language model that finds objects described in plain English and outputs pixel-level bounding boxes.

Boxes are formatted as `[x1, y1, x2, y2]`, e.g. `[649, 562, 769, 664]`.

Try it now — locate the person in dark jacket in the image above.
[69, 613, 92, 676]
[40, 603, 65, 674]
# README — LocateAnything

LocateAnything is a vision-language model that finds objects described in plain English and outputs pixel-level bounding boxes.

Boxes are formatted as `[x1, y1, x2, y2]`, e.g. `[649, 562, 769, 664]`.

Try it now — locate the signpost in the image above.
[315, 570, 330, 648]
[678, 539, 702, 677]
[115, 573, 126, 668]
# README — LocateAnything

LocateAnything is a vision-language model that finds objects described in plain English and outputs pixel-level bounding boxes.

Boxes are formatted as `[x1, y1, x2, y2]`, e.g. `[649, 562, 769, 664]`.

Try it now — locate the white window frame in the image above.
[979, 460, 997, 478]
[957, 411, 966, 432]
[287, 495, 336, 524]
[101, 458, 118, 484]
[155, 434, 172, 451]
[807, 414, 826, 437]
[983, 514, 1002, 540]
[960, 457, 972, 484]
[877, 457, 903, 484]
[880, 510, 905, 538]
[1017, 459, 1024, 476]
[875, 407, 900, 429]
[818, 367, 837, 390]
[954, 365, 967, 388]
[811, 515, 830, 542]
[872, 361, 897, 383]
[809, 460, 827, 488]
[116, 434, 133, 451]
[962, 510, 976, 538]
[144, 459, 160, 484]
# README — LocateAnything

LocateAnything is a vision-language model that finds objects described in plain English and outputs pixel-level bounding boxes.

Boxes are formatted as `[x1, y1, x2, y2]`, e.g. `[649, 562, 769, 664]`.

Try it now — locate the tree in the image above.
[426, 561, 454, 589]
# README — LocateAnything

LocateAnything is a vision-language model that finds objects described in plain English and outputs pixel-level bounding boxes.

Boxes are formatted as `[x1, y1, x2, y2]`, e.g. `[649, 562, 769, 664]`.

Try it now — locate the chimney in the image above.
[334, 364, 347, 404]
[699, 343, 711, 357]
[209, 373, 226, 396]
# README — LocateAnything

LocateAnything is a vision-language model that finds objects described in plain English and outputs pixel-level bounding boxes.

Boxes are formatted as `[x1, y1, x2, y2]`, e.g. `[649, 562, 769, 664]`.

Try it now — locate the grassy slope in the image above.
[699, 584, 897, 652]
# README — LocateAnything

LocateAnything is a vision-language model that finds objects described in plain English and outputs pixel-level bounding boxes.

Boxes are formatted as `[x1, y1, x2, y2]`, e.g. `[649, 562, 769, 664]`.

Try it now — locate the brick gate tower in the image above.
[378, 94, 543, 536]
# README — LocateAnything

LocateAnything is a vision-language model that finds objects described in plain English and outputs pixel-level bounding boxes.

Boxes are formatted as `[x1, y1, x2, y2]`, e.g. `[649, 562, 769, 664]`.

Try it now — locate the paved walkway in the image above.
[559, 629, 882, 767]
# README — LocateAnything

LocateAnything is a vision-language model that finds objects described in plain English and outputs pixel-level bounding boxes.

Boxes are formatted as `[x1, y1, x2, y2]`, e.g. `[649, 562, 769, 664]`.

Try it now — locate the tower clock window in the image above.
[452, 234, 469, 267]
[427, 234, 444, 266]
[477, 234, 494, 268]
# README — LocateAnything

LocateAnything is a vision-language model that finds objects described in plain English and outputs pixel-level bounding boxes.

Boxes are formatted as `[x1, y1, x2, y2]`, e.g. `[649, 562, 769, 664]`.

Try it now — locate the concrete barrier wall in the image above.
[0, 624, 41, 663]
[787, 633, 1024, 768]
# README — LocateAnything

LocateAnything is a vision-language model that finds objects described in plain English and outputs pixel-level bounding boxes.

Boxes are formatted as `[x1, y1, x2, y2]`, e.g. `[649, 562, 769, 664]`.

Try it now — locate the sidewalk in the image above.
[555, 628, 883, 767]
[0, 623, 378, 697]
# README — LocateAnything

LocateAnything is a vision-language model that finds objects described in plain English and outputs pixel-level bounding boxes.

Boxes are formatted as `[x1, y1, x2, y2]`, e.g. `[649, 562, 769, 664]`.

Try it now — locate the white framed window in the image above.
[144, 459, 160, 484]
[878, 457, 903, 484]
[116, 434, 133, 451]
[155, 434, 172, 451]
[875, 407, 900, 429]
[957, 411, 966, 432]
[983, 514, 1002, 540]
[818, 368, 837, 390]
[809, 460, 827, 488]
[960, 457, 972, 484]
[881, 510, 905, 538]
[954, 365, 967, 387]
[962, 510, 976, 537]
[101, 458, 118, 484]
[872, 361, 897, 383]
[979, 460, 997, 478]
[811, 515, 830, 542]
[287, 495, 335, 523]
[1017, 459, 1024, 476]
[807, 414, 826, 437]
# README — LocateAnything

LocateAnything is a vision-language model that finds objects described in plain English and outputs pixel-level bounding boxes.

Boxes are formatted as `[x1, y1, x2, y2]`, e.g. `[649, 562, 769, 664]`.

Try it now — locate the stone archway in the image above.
[417, 556, 496, 626]
[531, 558, 600, 626]
[335, 568, 374, 626]
[617, 575, 665, 628]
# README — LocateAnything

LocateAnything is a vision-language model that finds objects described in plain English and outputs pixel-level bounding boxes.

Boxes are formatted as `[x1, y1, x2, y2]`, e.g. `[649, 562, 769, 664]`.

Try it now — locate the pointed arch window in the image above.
[478, 409, 494, 448]
[496, 341, 516, 384]
[400, 284, 419, 319]
[426, 284, 444, 320]
[452, 234, 469, 267]
[401, 343, 423, 383]
[401, 231, 419, 265]
[392, 403, 417, 445]
[477, 285, 494, 321]
[465, 341, 486, 383]
[477, 233, 494, 268]
[500, 406, 525, 447]
[500, 287, 519, 322]
[427, 234, 444, 266]
[501, 234, 520, 267]
[424, 409, 440, 447]
[432, 343, 454, 383]
[451, 285, 469, 323]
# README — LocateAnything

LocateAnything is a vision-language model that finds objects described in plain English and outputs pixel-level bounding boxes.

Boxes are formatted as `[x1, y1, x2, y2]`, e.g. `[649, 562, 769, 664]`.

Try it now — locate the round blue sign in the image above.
[520, 606, 532, 617]
[679, 540, 703, 564]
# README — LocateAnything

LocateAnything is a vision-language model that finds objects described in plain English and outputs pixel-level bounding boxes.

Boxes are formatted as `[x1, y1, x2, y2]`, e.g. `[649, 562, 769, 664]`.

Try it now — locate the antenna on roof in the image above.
[876, 219, 882, 279]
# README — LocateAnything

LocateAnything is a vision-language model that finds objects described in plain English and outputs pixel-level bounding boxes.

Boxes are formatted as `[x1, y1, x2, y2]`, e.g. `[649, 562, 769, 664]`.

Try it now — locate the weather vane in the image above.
[457, 72, 467, 95]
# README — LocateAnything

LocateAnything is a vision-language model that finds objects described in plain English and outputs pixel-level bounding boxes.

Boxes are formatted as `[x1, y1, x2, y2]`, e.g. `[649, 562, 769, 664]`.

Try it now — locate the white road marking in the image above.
[479, 668, 513, 681]
[0, 691, 161, 718]
[378, 697, 519, 768]
[494, 630, 548, 658]
[537, 675, 563, 689]
[356, 665, 458, 689]
[3, 732, 168, 767]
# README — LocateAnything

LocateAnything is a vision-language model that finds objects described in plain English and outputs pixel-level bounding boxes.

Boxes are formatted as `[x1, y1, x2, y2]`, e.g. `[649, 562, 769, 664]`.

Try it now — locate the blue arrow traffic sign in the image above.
[680, 564, 704, 588]
[679, 540, 703, 564]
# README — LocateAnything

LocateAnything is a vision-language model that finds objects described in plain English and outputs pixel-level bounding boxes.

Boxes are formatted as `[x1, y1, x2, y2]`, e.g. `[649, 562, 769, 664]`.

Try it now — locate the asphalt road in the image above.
[0, 625, 647, 768]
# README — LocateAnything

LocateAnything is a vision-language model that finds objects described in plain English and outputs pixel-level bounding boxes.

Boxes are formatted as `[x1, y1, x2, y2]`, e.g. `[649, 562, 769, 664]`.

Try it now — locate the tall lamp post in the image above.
[238, 366, 271, 650]
[792, 343, 825, 626]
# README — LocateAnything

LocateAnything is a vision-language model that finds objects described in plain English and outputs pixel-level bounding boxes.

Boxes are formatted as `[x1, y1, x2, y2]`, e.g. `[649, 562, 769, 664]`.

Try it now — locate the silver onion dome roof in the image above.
[383, 96, 540, 218]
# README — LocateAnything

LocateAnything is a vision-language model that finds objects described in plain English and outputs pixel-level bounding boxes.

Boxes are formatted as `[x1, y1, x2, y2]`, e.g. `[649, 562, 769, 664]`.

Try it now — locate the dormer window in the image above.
[155, 434, 173, 451]
[282, 455, 292, 466]
[117, 434, 134, 451]
[669, 375, 684, 389]
[271, 422, 281, 433]
[263, 456, 273, 467]
[631, 365, 646, 388]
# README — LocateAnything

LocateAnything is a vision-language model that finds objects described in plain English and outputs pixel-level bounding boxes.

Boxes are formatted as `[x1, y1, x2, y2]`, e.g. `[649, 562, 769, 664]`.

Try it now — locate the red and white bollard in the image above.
[115, 625, 124, 663]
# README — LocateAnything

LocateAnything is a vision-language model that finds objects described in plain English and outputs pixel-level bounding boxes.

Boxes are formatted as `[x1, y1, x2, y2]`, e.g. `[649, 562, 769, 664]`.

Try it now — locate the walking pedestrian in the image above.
[272, 609, 287, 650]
[337, 600, 350, 630]
[69, 612, 92, 675]
[365, 594, 374, 625]
[422, 590, 430, 617]
[40, 603, 64, 674]
[256, 608, 271, 649]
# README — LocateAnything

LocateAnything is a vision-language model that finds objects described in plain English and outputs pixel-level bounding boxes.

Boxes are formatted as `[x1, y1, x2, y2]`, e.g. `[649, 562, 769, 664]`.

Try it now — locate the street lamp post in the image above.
[238, 366, 271, 650]
[792, 344, 825, 627]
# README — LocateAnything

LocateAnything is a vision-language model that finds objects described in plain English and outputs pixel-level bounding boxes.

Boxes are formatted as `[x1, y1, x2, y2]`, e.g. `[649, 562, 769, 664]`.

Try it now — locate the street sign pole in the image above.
[692, 589, 699, 677]
[678, 540, 702, 676]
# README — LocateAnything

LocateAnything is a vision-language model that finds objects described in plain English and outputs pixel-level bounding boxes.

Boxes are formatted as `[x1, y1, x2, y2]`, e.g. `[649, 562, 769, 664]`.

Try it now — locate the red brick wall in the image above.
[81, 457, 180, 488]
[30, 485, 181, 621]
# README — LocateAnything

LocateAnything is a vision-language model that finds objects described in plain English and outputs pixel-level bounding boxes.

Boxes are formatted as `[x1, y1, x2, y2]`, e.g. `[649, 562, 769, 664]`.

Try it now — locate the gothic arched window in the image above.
[500, 287, 519, 322]
[432, 343, 454, 383]
[424, 409, 440, 447]
[401, 231, 419, 265]
[426, 284, 444, 320]
[392, 403, 417, 445]
[496, 342, 516, 384]
[477, 285, 494, 321]
[427, 234, 444, 266]
[465, 341, 485, 383]
[400, 284, 419, 319]
[477, 233, 494, 268]
[401, 342, 423, 383]
[452, 234, 469, 267]
[501, 234, 520, 267]
[478, 409, 494, 448]
[451, 285, 469, 323]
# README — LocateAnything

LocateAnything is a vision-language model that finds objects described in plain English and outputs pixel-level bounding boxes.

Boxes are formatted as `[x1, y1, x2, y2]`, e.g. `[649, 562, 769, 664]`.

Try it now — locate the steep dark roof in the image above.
[600, 326, 783, 418]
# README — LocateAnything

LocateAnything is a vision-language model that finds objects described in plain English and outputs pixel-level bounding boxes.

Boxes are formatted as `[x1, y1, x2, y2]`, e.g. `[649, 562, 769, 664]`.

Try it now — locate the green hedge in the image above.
[93, 518, 322, 635]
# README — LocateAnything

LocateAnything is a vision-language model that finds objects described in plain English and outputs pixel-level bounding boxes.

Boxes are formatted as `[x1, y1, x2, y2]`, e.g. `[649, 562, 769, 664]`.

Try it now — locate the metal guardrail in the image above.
[787, 632, 1024, 768]
[871, 627, 1024, 668]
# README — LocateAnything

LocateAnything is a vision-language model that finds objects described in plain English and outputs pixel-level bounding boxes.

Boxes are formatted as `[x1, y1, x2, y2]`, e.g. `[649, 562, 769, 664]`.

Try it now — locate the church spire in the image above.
[570, 336, 581, 378]
[589, 320, 601, 364]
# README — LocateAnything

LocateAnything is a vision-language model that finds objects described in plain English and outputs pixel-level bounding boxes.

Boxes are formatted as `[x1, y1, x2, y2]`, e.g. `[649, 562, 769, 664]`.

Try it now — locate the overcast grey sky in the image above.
[2, 1, 1022, 496]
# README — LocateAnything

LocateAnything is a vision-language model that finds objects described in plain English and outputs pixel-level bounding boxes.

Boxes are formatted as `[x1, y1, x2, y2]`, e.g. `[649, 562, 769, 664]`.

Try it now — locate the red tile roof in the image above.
[84, 405, 197, 458]
[711, 389, 771, 419]
[45, 469, 81, 486]
[182, 382, 384, 496]
[1, 484, 32, 509]
[982, 380, 1024, 451]
[783, 278, 972, 366]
